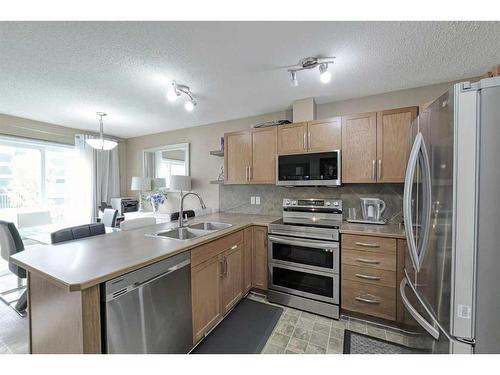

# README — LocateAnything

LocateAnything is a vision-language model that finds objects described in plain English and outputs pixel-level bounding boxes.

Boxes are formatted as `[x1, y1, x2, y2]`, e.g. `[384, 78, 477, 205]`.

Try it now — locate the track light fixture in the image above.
[166, 81, 197, 112]
[286, 56, 335, 87]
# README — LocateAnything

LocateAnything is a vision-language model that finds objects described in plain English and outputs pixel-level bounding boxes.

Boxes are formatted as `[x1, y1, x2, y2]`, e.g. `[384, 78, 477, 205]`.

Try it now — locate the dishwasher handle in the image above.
[133, 259, 191, 289]
[106, 258, 191, 302]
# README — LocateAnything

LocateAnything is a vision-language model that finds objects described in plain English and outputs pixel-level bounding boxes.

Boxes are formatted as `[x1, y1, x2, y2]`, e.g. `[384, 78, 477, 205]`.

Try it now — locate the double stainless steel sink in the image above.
[149, 221, 233, 241]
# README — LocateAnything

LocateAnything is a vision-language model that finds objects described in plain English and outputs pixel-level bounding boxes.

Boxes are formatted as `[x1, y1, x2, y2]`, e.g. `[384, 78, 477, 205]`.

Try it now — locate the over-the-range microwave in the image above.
[276, 150, 341, 186]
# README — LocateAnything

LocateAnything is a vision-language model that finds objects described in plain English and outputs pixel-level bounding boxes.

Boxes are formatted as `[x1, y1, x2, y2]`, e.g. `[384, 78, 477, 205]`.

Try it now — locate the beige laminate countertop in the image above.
[340, 222, 406, 239]
[11, 213, 279, 292]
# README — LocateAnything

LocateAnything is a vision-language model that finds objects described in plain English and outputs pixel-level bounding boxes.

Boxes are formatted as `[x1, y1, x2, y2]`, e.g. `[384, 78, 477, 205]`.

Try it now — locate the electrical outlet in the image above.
[250, 196, 256, 205]
[255, 196, 261, 205]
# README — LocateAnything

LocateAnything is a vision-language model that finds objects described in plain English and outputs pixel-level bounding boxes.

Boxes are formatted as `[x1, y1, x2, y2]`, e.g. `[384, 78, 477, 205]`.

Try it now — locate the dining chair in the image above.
[17, 211, 52, 229]
[0, 220, 27, 315]
[50, 223, 106, 244]
[120, 217, 156, 231]
[102, 208, 118, 228]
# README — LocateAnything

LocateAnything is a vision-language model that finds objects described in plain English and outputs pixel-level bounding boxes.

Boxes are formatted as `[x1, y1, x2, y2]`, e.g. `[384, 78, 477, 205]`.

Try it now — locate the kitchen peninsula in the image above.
[10, 213, 278, 354]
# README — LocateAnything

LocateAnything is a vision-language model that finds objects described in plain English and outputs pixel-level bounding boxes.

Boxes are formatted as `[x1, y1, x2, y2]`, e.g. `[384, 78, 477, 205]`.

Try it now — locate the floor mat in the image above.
[343, 330, 427, 354]
[192, 298, 283, 354]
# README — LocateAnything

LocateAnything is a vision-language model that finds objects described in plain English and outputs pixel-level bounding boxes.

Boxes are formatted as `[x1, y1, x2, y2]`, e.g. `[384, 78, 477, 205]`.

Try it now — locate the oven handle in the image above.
[268, 235, 339, 250]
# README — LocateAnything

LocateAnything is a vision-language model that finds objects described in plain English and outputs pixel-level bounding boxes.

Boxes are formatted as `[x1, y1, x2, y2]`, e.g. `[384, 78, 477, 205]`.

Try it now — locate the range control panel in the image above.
[283, 198, 342, 210]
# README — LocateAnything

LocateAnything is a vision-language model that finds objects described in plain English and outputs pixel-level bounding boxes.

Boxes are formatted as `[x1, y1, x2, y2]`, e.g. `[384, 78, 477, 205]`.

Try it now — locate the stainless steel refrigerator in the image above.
[400, 76, 500, 354]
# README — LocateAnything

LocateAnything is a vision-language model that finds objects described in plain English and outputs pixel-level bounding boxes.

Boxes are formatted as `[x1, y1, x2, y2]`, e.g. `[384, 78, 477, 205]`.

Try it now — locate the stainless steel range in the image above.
[268, 198, 342, 319]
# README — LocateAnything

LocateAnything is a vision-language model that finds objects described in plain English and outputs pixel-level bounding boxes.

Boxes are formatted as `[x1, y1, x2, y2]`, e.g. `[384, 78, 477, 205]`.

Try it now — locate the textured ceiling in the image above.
[0, 21, 499, 138]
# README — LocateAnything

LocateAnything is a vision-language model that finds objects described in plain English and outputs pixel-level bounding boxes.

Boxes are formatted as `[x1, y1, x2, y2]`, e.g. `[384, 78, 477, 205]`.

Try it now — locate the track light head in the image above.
[319, 63, 332, 84]
[167, 82, 180, 102]
[184, 99, 196, 112]
[290, 71, 298, 87]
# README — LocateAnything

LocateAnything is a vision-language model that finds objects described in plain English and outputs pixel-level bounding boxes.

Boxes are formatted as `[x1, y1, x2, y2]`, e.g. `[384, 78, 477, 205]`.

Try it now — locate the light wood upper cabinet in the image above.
[251, 127, 277, 184]
[225, 128, 276, 185]
[191, 256, 222, 343]
[277, 122, 307, 154]
[341, 112, 378, 183]
[342, 107, 417, 183]
[307, 117, 342, 152]
[220, 244, 244, 315]
[243, 227, 253, 293]
[252, 226, 268, 290]
[277, 119, 341, 155]
[224, 131, 251, 184]
[376, 107, 418, 183]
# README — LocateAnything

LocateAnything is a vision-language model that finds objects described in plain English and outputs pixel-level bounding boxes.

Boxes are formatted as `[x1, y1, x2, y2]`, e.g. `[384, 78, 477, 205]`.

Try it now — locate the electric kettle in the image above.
[360, 198, 386, 222]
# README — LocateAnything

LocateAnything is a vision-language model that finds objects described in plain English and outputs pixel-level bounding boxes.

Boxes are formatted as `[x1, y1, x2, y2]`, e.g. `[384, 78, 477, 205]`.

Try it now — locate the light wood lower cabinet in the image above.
[252, 226, 268, 290]
[342, 279, 396, 321]
[341, 233, 406, 323]
[221, 244, 244, 315]
[191, 256, 223, 344]
[191, 231, 244, 344]
[243, 227, 253, 293]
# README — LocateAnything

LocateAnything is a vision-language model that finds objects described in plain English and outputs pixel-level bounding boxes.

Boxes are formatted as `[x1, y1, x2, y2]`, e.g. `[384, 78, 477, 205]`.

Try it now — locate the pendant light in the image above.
[85, 112, 118, 151]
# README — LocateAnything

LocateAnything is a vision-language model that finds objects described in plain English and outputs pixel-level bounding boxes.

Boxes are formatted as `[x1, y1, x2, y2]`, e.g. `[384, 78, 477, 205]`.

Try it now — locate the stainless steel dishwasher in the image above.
[103, 251, 193, 353]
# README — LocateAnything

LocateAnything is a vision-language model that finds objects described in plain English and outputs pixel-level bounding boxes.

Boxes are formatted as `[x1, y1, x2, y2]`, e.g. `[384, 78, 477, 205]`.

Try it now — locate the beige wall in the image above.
[0, 113, 128, 197]
[125, 80, 458, 215]
[316, 81, 454, 119]
[125, 111, 289, 213]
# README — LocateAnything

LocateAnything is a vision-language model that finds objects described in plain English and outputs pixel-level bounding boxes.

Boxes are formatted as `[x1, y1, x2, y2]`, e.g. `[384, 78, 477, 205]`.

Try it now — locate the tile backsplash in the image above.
[219, 184, 404, 223]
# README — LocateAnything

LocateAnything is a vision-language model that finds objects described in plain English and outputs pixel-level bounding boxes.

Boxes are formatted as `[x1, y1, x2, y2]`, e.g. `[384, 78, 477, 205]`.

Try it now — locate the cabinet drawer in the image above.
[342, 264, 396, 288]
[342, 248, 396, 271]
[191, 230, 244, 267]
[342, 234, 396, 253]
[341, 279, 396, 320]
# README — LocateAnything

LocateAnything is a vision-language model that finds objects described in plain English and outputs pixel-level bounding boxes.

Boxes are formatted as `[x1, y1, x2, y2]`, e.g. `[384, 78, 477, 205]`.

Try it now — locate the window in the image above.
[0, 137, 76, 274]
[0, 137, 75, 222]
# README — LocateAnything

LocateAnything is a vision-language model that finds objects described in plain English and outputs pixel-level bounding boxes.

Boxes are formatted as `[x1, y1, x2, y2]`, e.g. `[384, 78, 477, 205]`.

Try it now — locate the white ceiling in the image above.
[1, 21, 499, 138]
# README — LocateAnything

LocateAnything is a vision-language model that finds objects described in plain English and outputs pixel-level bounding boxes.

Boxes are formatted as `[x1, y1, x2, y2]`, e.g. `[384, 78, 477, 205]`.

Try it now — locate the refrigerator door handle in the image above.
[403, 132, 432, 273]
[416, 135, 432, 270]
[400, 276, 440, 340]
[403, 133, 423, 272]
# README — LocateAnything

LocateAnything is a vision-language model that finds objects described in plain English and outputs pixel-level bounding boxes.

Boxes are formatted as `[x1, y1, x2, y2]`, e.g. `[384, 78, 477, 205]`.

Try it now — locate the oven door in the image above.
[268, 235, 339, 273]
[269, 262, 339, 304]
[277, 151, 341, 186]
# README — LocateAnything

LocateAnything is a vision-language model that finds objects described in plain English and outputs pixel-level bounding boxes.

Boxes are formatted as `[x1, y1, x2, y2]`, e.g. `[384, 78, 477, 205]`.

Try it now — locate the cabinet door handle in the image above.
[249, 166, 252, 180]
[355, 273, 381, 281]
[372, 160, 376, 180]
[303, 132, 307, 150]
[355, 241, 380, 248]
[231, 244, 238, 250]
[219, 258, 225, 278]
[355, 296, 381, 304]
[224, 257, 228, 276]
[378, 160, 382, 180]
[355, 257, 381, 265]
[308, 132, 311, 148]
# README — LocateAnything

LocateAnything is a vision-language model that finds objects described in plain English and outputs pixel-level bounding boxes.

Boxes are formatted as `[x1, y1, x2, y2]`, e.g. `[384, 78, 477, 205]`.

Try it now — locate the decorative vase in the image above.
[151, 199, 160, 214]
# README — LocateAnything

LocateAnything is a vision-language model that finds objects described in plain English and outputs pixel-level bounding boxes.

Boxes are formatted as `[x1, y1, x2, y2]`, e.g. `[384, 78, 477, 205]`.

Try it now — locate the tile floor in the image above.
[248, 293, 411, 354]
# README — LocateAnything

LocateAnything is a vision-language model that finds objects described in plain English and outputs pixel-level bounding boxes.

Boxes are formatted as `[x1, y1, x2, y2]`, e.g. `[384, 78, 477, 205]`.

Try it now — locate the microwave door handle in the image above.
[403, 132, 423, 272]
[400, 277, 440, 340]
[268, 235, 338, 250]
